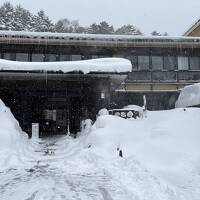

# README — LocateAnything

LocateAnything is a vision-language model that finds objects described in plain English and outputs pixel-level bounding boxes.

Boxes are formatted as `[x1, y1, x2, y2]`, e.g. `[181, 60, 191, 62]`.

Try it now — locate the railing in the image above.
[126, 70, 200, 83]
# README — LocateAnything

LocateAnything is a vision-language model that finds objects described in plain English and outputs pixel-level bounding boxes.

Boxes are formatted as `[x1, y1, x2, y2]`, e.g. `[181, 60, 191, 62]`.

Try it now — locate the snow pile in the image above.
[176, 83, 200, 108]
[98, 108, 109, 116]
[0, 58, 132, 74]
[0, 99, 28, 169]
[86, 108, 200, 199]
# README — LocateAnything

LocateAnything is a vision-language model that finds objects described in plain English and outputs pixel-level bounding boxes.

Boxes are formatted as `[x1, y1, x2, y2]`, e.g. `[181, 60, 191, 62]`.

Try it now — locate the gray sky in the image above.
[1, 0, 200, 35]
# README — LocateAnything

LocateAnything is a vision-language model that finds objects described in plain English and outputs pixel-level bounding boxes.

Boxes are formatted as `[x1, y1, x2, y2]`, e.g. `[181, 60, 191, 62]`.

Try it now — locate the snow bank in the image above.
[98, 108, 109, 116]
[175, 83, 200, 108]
[0, 58, 132, 74]
[86, 108, 200, 198]
[0, 99, 28, 169]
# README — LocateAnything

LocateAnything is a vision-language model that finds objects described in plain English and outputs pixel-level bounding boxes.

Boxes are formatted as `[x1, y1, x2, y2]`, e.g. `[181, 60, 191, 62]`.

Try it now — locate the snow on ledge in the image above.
[0, 58, 132, 74]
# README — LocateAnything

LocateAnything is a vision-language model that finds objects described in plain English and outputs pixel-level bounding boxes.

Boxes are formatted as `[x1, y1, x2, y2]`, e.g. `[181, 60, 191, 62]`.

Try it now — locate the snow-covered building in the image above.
[0, 58, 130, 137]
[1, 30, 200, 136]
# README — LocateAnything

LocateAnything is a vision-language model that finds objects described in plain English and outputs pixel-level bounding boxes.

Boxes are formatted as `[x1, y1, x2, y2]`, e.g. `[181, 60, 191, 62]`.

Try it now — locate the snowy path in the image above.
[0, 136, 132, 200]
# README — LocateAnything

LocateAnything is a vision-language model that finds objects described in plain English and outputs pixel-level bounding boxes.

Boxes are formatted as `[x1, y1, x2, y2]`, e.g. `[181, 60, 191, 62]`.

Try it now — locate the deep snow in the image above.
[0, 100, 200, 200]
[0, 99, 29, 169]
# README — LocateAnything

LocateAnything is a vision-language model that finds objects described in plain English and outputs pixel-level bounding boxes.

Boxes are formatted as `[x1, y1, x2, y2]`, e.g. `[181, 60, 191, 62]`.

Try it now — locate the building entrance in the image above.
[0, 73, 111, 137]
[40, 97, 68, 137]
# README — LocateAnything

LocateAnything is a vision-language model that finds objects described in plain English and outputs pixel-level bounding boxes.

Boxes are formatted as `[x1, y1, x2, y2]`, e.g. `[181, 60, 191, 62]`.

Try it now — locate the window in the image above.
[3, 53, 16, 61]
[16, 53, 28, 61]
[190, 57, 200, 70]
[59, 55, 71, 61]
[178, 56, 189, 70]
[71, 55, 82, 61]
[98, 55, 109, 58]
[43, 109, 56, 121]
[92, 55, 99, 59]
[164, 56, 177, 70]
[44, 54, 58, 62]
[32, 54, 44, 62]
[152, 56, 163, 70]
[126, 55, 138, 70]
[138, 56, 149, 70]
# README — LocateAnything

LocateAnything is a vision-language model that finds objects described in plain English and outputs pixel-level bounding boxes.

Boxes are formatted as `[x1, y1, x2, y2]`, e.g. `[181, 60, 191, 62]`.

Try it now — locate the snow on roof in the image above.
[1, 30, 200, 43]
[175, 83, 200, 108]
[0, 58, 132, 74]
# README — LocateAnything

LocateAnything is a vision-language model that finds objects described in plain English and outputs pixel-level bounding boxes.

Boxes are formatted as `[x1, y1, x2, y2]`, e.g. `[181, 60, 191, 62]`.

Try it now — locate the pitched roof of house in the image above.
[183, 18, 200, 36]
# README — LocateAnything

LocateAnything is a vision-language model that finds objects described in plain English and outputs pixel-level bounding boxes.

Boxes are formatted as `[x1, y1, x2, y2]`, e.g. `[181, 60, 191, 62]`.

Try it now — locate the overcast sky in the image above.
[1, 0, 200, 35]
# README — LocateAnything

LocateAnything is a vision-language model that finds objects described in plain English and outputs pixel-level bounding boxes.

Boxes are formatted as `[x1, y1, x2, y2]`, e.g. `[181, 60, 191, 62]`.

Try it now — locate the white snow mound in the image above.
[176, 83, 200, 108]
[98, 108, 109, 116]
[0, 99, 28, 168]
[86, 108, 200, 199]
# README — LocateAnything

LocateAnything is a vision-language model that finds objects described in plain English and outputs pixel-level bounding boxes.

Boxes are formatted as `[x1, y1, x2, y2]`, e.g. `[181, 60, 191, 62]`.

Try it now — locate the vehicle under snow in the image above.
[175, 83, 200, 108]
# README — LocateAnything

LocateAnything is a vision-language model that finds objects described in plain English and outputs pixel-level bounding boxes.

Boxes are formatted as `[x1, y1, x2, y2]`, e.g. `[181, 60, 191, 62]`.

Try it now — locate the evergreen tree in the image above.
[87, 23, 99, 34]
[70, 20, 85, 33]
[115, 24, 143, 35]
[12, 5, 33, 31]
[98, 21, 114, 34]
[54, 18, 85, 33]
[151, 30, 169, 36]
[151, 30, 162, 36]
[54, 18, 71, 32]
[163, 32, 168, 36]
[0, 2, 15, 30]
[32, 10, 54, 32]
[87, 21, 114, 34]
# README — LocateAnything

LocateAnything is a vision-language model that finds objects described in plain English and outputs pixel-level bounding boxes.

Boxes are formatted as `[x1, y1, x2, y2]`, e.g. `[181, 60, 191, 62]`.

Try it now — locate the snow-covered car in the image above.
[109, 105, 143, 119]
[175, 83, 200, 108]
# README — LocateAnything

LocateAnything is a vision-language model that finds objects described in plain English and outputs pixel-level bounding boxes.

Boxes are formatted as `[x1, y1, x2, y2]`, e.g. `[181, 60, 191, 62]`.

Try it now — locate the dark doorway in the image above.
[0, 73, 111, 137]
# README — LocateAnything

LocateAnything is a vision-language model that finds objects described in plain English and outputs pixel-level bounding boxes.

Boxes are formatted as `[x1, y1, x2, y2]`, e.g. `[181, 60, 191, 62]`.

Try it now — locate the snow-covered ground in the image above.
[0, 100, 200, 200]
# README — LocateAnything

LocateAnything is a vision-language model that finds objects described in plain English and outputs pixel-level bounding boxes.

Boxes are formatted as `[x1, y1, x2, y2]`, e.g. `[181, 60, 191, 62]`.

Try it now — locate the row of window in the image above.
[0, 53, 107, 62]
[1, 53, 200, 71]
[127, 55, 200, 70]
